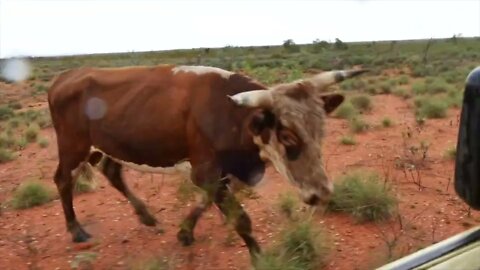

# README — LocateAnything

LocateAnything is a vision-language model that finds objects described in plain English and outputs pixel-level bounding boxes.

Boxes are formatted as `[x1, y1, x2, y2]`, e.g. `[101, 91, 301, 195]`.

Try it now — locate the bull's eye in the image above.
[278, 129, 302, 160]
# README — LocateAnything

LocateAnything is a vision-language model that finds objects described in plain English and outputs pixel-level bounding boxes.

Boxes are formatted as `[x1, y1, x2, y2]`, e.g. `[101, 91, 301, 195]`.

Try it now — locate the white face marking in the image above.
[91, 146, 192, 177]
[171, 65, 233, 79]
[253, 135, 296, 187]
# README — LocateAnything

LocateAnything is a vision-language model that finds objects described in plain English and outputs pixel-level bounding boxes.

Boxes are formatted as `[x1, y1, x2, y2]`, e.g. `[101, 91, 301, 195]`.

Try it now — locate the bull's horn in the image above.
[228, 89, 273, 108]
[308, 68, 369, 90]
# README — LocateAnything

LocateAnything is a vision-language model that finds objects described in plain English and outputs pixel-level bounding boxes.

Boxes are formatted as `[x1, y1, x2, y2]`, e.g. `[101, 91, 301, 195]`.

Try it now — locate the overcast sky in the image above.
[1, 0, 479, 58]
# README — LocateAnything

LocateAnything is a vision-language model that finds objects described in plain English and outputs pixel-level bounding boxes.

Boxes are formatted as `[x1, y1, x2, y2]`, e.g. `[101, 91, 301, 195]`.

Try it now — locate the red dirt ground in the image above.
[1, 81, 479, 270]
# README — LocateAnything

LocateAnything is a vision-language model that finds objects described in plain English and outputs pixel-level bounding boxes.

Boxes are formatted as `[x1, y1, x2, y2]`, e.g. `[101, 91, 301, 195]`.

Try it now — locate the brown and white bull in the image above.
[47, 64, 367, 258]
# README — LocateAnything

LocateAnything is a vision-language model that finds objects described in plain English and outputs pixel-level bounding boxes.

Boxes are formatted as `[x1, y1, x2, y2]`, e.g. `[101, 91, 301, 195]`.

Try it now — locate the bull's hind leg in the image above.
[100, 157, 157, 226]
[54, 155, 91, 242]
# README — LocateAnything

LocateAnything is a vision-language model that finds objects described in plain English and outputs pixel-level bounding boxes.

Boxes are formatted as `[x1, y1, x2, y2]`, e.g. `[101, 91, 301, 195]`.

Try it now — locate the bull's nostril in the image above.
[306, 194, 320, 205]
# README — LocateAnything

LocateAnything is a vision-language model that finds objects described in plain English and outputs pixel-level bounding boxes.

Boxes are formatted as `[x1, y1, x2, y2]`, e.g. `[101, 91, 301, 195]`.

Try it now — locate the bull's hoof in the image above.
[139, 214, 157, 227]
[177, 229, 195, 246]
[72, 228, 92, 243]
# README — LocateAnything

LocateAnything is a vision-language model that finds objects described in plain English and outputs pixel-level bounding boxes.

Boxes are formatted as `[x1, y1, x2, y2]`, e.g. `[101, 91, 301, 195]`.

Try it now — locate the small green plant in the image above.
[333, 101, 357, 119]
[327, 170, 397, 222]
[398, 75, 409, 85]
[416, 99, 448, 119]
[70, 252, 98, 270]
[0, 105, 14, 120]
[129, 255, 173, 270]
[379, 82, 392, 94]
[426, 78, 452, 94]
[0, 148, 16, 163]
[444, 146, 457, 160]
[381, 117, 393, 127]
[350, 95, 372, 112]
[0, 132, 15, 148]
[349, 117, 369, 133]
[15, 136, 28, 149]
[10, 180, 56, 209]
[254, 218, 331, 270]
[277, 192, 298, 219]
[412, 82, 427, 95]
[340, 135, 356, 145]
[7, 117, 21, 128]
[7, 101, 22, 110]
[392, 87, 411, 99]
[25, 123, 40, 142]
[37, 137, 49, 148]
[73, 164, 96, 194]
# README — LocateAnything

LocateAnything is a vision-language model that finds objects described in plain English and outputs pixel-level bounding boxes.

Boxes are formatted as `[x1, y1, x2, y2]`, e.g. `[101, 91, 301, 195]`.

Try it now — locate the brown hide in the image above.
[48, 65, 268, 182]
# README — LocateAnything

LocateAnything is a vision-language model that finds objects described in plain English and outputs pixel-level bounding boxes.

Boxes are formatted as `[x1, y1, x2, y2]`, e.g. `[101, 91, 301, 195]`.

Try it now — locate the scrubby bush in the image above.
[11, 180, 56, 209]
[350, 95, 372, 112]
[340, 135, 356, 145]
[333, 102, 357, 119]
[349, 117, 369, 133]
[254, 218, 331, 270]
[415, 98, 448, 119]
[327, 170, 397, 222]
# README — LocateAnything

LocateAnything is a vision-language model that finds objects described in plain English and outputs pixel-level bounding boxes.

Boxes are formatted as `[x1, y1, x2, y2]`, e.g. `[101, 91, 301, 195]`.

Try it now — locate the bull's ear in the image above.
[248, 109, 275, 135]
[321, 94, 344, 114]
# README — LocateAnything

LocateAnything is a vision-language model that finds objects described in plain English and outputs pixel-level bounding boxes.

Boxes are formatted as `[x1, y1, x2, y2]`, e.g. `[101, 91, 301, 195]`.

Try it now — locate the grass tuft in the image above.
[415, 98, 448, 119]
[0, 148, 16, 163]
[349, 117, 369, 133]
[350, 95, 372, 112]
[25, 123, 40, 142]
[333, 101, 357, 119]
[11, 180, 56, 209]
[277, 192, 298, 219]
[443, 146, 457, 160]
[37, 137, 49, 148]
[340, 135, 356, 145]
[327, 170, 397, 222]
[254, 218, 331, 270]
[381, 117, 393, 127]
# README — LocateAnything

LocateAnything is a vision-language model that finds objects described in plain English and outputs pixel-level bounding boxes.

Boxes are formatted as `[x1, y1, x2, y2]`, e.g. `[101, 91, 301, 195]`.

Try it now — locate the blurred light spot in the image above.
[85, 97, 107, 120]
[1, 58, 31, 82]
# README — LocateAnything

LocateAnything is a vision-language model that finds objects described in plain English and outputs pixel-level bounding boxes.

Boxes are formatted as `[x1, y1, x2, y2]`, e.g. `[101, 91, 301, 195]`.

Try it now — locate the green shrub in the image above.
[15, 136, 28, 149]
[129, 256, 171, 270]
[0, 105, 14, 120]
[37, 137, 49, 148]
[25, 123, 40, 142]
[392, 87, 411, 99]
[379, 82, 392, 94]
[340, 135, 356, 145]
[350, 95, 372, 112]
[73, 164, 97, 194]
[398, 75, 409, 85]
[426, 78, 453, 94]
[7, 117, 21, 128]
[412, 82, 427, 95]
[0, 148, 16, 163]
[349, 117, 369, 133]
[254, 219, 331, 270]
[381, 117, 393, 127]
[11, 180, 56, 209]
[444, 146, 457, 160]
[327, 170, 397, 222]
[0, 132, 15, 148]
[416, 99, 448, 119]
[277, 192, 298, 219]
[7, 102, 22, 110]
[333, 102, 357, 119]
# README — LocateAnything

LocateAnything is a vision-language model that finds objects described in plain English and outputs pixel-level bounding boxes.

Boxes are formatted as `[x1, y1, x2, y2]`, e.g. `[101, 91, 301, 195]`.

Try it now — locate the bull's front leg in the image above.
[214, 183, 261, 261]
[176, 163, 221, 246]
